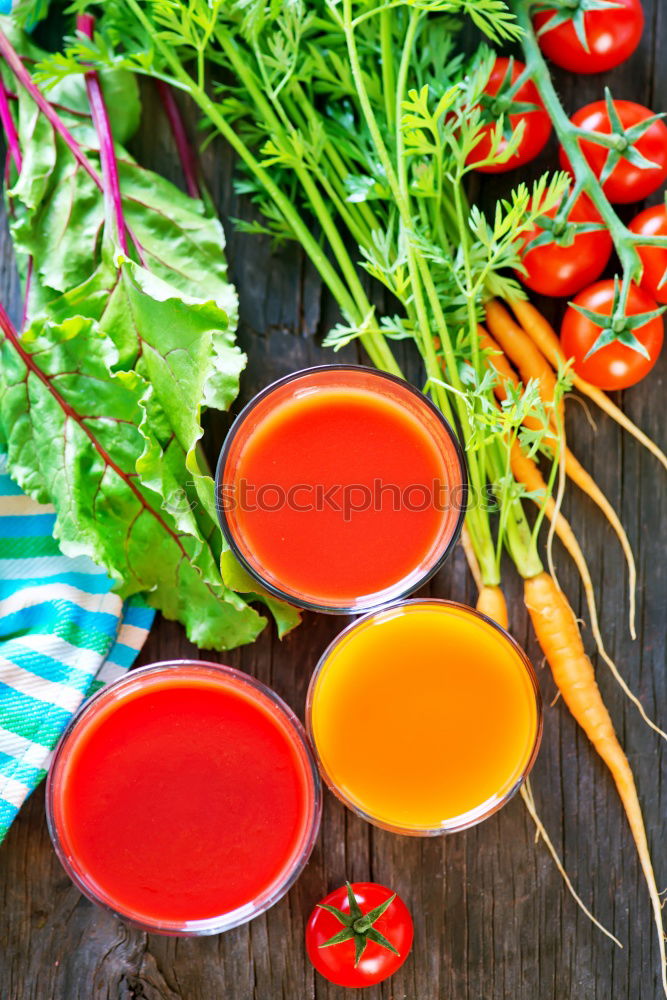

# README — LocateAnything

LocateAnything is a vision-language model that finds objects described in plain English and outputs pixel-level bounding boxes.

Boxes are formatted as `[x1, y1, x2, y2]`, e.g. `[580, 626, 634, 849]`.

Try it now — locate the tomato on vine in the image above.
[561, 279, 665, 389]
[629, 204, 667, 304]
[467, 57, 552, 174]
[559, 94, 667, 203]
[533, 0, 644, 75]
[305, 882, 413, 988]
[516, 190, 612, 297]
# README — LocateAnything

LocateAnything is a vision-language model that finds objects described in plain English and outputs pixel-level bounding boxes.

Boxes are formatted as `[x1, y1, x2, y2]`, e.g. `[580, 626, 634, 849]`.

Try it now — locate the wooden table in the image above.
[1, 8, 666, 998]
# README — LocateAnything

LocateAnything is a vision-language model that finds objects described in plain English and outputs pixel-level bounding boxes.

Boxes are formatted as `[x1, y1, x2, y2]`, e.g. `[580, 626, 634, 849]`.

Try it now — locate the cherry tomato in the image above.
[559, 100, 667, 204]
[561, 280, 664, 389]
[517, 190, 612, 297]
[305, 882, 413, 988]
[628, 204, 667, 304]
[533, 0, 644, 75]
[467, 57, 551, 174]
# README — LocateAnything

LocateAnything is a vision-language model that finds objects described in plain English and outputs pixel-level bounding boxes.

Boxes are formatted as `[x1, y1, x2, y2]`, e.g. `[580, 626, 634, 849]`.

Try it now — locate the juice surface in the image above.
[225, 383, 458, 606]
[52, 669, 315, 925]
[309, 603, 539, 830]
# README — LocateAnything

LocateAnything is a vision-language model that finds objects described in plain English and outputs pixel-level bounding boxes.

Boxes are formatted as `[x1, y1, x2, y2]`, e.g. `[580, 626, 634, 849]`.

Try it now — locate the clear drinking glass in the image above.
[47, 661, 322, 935]
[306, 600, 543, 836]
[216, 365, 468, 614]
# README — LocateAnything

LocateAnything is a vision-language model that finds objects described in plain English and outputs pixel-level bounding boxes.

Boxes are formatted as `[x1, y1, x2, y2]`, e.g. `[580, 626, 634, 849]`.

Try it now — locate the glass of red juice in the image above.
[216, 365, 467, 613]
[46, 661, 322, 935]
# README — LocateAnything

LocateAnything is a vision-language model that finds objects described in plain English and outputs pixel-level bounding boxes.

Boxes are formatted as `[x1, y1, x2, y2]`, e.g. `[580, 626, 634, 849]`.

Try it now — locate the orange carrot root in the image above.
[511, 443, 665, 740]
[507, 297, 564, 369]
[459, 521, 508, 630]
[478, 324, 517, 390]
[485, 300, 563, 425]
[476, 585, 509, 629]
[524, 571, 667, 997]
[520, 781, 622, 948]
[508, 298, 667, 473]
[483, 304, 637, 635]
[563, 448, 637, 638]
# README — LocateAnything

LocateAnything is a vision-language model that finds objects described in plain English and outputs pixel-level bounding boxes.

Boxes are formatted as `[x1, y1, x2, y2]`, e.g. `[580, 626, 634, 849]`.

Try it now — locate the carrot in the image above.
[478, 324, 517, 389]
[562, 448, 637, 639]
[509, 297, 667, 473]
[480, 327, 554, 440]
[524, 571, 667, 998]
[476, 585, 509, 629]
[485, 300, 564, 427]
[468, 458, 625, 943]
[481, 326, 637, 631]
[508, 297, 563, 368]
[458, 522, 509, 629]
[512, 442, 664, 739]
[520, 780, 622, 948]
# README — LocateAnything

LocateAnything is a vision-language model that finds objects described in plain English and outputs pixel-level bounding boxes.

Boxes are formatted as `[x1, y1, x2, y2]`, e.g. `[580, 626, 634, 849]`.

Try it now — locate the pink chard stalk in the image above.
[76, 13, 129, 254]
[155, 79, 202, 200]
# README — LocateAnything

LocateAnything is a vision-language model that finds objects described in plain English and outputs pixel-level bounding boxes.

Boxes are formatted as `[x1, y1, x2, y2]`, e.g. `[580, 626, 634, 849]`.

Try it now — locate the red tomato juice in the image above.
[47, 663, 320, 932]
[219, 368, 466, 610]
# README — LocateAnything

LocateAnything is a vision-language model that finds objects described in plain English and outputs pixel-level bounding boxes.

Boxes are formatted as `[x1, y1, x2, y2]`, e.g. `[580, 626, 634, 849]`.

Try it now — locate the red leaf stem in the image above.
[0, 28, 145, 262]
[0, 28, 101, 186]
[77, 14, 129, 254]
[155, 79, 201, 200]
[0, 74, 20, 172]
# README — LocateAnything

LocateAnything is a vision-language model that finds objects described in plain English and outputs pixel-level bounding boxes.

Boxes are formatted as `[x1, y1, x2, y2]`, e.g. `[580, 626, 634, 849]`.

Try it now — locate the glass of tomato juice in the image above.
[46, 661, 321, 934]
[216, 366, 467, 613]
[307, 601, 542, 835]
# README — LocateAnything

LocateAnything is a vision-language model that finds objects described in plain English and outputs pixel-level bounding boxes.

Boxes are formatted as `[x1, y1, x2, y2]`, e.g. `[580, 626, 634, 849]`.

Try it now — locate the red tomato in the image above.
[559, 100, 667, 204]
[305, 882, 413, 988]
[629, 204, 667, 304]
[517, 191, 612, 297]
[468, 57, 551, 174]
[533, 0, 643, 74]
[561, 280, 664, 389]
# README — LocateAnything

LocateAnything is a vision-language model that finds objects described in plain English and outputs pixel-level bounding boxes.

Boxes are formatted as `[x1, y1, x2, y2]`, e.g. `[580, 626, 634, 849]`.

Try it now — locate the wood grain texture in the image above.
[1, 6, 666, 998]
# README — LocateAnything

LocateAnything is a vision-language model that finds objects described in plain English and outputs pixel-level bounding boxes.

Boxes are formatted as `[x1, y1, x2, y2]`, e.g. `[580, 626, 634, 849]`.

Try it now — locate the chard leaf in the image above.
[9, 127, 238, 327]
[219, 551, 301, 639]
[10, 81, 56, 213]
[98, 68, 141, 144]
[0, 314, 266, 650]
[0, 16, 138, 146]
[100, 259, 244, 520]
[0, 20, 297, 647]
[116, 160, 239, 322]
[11, 149, 102, 292]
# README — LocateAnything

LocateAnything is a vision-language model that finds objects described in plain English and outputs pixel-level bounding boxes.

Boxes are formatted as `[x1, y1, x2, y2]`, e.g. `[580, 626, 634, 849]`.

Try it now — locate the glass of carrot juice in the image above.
[216, 365, 467, 613]
[47, 661, 321, 934]
[306, 601, 542, 835]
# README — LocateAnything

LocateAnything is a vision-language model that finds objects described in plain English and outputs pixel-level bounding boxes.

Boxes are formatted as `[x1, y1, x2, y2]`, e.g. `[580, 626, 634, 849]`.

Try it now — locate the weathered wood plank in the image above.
[1, 5, 665, 998]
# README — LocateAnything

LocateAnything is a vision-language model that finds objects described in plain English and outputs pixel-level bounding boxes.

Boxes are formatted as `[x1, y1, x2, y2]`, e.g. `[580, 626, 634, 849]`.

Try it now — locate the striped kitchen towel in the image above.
[0, 0, 50, 27]
[0, 448, 155, 842]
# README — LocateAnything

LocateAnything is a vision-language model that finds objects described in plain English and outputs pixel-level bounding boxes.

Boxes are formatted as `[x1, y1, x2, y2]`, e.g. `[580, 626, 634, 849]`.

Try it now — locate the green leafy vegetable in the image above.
[0, 18, 300, 647]
[0, 309, 264, 648]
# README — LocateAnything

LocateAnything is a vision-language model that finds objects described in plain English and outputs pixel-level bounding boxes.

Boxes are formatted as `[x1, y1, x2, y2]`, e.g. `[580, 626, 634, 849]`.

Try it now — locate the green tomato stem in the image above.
[512, 0, 650, 290]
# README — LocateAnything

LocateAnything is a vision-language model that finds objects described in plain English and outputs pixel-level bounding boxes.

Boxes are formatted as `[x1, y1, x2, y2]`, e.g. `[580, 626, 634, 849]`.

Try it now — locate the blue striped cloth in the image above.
[0, 1, 50, 26]
[0, 449, 154, 841]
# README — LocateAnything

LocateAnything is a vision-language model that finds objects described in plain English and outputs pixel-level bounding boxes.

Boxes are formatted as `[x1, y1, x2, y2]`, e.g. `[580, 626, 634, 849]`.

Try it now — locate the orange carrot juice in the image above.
[307, 601, 541, 834]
